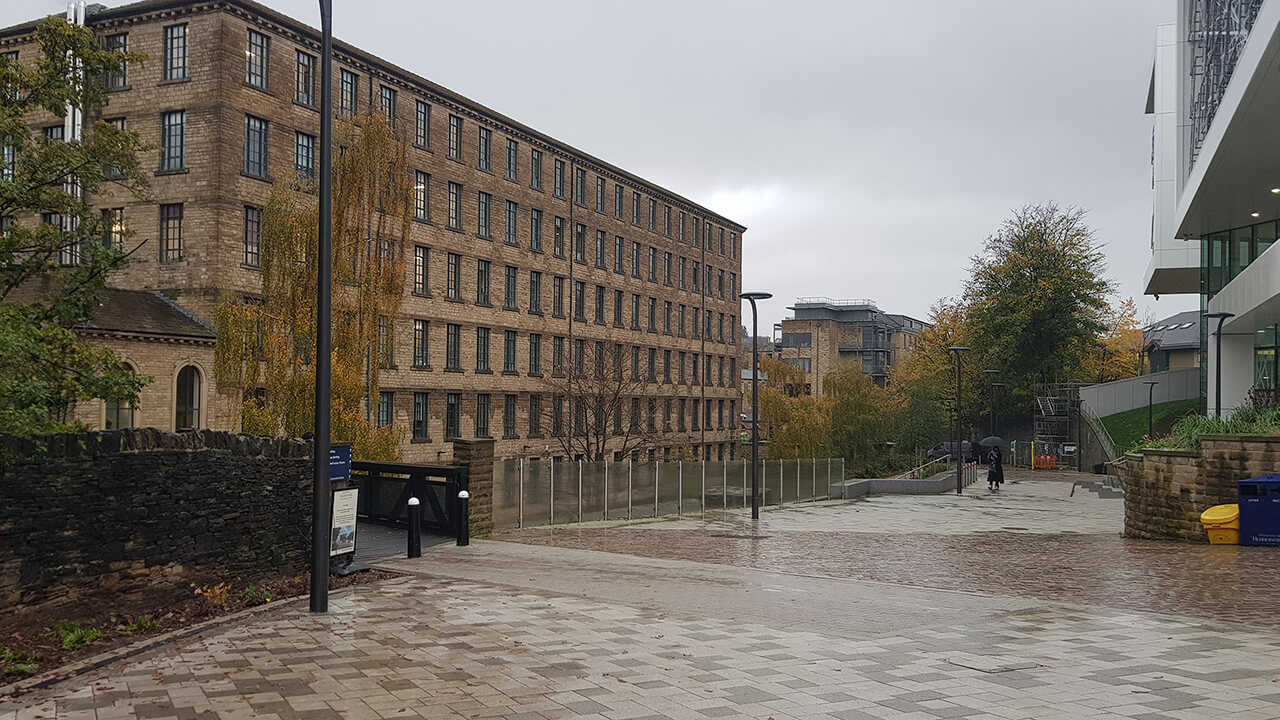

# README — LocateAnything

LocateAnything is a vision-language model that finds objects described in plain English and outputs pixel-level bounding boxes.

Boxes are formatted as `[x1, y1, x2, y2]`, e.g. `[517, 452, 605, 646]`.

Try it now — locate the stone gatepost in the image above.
[452, 438, 494, 538]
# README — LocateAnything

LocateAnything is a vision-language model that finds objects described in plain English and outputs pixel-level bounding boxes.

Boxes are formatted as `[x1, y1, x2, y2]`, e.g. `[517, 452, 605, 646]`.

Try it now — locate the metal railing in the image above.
[493, 458, 846, 530]
[1078, 399, 1119, 461]
[895, 455, 952, 480]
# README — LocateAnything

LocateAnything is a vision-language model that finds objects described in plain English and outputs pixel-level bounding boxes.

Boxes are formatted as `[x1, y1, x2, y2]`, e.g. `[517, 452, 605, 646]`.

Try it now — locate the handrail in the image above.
[895, 455, 952, 479]
[1078, 399, 1119, 461]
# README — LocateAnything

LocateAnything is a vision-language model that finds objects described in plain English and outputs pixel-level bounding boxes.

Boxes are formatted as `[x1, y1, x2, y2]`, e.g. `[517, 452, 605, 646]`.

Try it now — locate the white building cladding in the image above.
[1144, 0, 1280, 414]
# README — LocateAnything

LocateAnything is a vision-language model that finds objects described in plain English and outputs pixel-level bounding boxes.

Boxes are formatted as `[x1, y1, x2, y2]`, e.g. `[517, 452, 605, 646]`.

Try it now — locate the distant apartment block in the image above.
[770, 298, 929, 394]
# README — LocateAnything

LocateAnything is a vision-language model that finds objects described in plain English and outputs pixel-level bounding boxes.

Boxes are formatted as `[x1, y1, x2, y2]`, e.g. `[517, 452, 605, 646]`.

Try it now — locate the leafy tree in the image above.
[0, 19, 149, 433]
[214, 114, 408, 460]
[758, 356, 831, 459]
[964, 203, 1114, 386]
[888, 300, 980, 455]
[1082, 297, 1146, 383]
[826, 362, 902, 470]
[540, 341, 659, 461]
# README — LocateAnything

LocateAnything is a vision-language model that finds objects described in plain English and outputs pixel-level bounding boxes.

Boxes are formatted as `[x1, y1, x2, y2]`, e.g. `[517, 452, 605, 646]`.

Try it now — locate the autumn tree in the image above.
[0, 19, 149, 433]
[888, 299, 983, 455]
[540, 340, 660, 460]
[214, 114, 409, 460]
[965, 203, 1114, 386]
[1082, 297, 1145, 383]
[757, 356, 832, 459]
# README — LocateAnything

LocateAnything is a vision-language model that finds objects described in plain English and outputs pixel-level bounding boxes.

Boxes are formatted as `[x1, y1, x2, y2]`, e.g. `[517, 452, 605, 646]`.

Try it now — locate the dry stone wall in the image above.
[1124, 434, 1280, 540]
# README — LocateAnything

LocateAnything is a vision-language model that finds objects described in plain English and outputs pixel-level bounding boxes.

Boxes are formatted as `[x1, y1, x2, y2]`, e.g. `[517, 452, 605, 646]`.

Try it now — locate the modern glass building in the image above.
[1144, 0, 1280, 413]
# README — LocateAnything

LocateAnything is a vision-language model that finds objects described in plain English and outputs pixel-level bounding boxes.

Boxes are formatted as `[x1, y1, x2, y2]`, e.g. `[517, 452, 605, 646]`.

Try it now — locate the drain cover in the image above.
[947, 654, 1040, 673]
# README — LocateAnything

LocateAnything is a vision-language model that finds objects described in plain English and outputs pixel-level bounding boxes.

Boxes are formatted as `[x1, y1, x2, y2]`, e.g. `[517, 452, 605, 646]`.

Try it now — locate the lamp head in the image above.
[1203, 311, 1235, 320]
[740, 291, 773, 301]
[946, 346, 971, 354]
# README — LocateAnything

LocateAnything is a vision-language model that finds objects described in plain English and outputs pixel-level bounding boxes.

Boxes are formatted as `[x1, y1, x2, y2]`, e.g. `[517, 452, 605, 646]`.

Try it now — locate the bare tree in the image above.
[540, 340, 660, 461]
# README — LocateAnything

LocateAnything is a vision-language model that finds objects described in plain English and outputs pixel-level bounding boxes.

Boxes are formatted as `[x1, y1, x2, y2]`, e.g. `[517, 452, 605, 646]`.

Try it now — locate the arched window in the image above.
[176, 365, 201, 430]
[105, 365, 137, 430]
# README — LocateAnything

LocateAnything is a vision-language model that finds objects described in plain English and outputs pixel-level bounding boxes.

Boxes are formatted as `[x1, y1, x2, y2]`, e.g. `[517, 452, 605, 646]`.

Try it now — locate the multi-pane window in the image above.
[505, 201, 518, 245]
[594, 285, 605, 323]
[380, 85, 396, 126]
[414, 171, 430, 221]
[648, 247, 658, 282]
[503, 395, 517, 438]
[692, 261, 700, 293]
[630, 294, 640, 330]
[445, 393, 460, 439]
[504, 265, 517, 310]
[245, 30, 269, 89]
[164, 25, 188, 81]
[595, 177, 605, 212]
[614, 184, 624, 220]
[553, 216, 565, 257]
[160, 203, 183, 263]
[648, 348, 657, 382]
[529, 334, 542, 375]
[530, 149, 543, 190]
[679, 212, 687, 242]
[632, 242, 641, 278]
[447, 182, 461, 230]
[648, 298, 657, 332]
[446, 324, 461, 370]
[678, 305, 686, 336]
[503, 331, 517, 373]
[1, 141, 14, 182]
[552, 337, 565, 375]
[553, 277, 564, 317]
[648, 199, 657, 231]
[614, 236, 624, 274]
[663, 301, 672, 334]
[415, 100, 430, 148]
[574, 168, 586, 205]
[595, 230, 606, 268]
[529, 271, 542, 314]
[613, 290, 623, 326]
[446, 252, 461, 300]
[530, 209, 543, 252]
[243, 115, 268, 178]
[693, 218, 701, 247]
[295, 51, 315, 106]
[552, 396, 564, 435]
[377, 392, 393, 427]
[243, 206, 262, 267]
[44, 126, 63, 143]
[477, 191, 491, 237]
[529, 395, 542, 436]
[679, 258, 687, 289]
[377, 316, 394, 368]
[553, 159, 565, 198]
[731, 232, 738, 259]
[632, 191, 641, 224]
[574, 339, 585, 377]
[104, 33, 128, 90]
[101, 208, 124, 250]
[718, 269, 726, 299]
[477, 127, 491, 171]
[663, 252, 672, 285]
[413, 319, 429, 367]
[506, 138, 518, 181]
[448, 114, 462, 160]
[664, 206, 671, 236]
[294, 132, 315, 179]
[161, 110, 184, 171]
[412, 393, 428, 441]
[476, 328, 490, 372]
[678, 399, 686, 431]
[476, 259, 491, 305]
[573, 281, 586, 321]
[339, 69, 358, 115]
[574, 224, 586, 263]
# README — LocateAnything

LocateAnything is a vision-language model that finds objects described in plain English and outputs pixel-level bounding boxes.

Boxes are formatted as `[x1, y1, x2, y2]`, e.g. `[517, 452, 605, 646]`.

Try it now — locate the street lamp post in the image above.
[1142, 380, 1159, 438]
[1204, 311, 1235, 418]
[983, 369, 1000, 437]
[947, 347, 971, 494]
[309, 0, 334, 614]
[740, 291, 772, 520]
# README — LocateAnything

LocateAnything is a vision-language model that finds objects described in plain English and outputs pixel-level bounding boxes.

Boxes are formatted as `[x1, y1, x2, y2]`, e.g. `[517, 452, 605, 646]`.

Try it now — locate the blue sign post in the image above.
[329, 445, 352, 482]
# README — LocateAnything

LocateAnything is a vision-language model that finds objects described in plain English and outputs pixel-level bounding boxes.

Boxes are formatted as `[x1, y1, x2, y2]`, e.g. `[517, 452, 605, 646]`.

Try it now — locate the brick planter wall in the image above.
[0, 429, 311, 620]
[1124, 434, 1280, 541]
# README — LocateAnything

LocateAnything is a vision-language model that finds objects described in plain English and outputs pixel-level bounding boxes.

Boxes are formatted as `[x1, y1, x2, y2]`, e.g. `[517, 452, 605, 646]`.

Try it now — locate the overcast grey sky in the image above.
[5, 0, 1193, 332]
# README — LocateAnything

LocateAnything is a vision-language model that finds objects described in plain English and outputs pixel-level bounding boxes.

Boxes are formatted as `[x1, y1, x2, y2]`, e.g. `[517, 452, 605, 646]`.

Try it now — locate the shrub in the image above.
[192, 582, 232, 607]
[124, 616, 160, 633]
[1142, 405, 1280, 450]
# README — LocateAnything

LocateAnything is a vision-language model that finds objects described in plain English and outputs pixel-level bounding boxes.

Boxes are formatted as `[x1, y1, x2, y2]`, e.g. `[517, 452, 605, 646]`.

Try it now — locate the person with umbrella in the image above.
[987, 443, 1004, 490]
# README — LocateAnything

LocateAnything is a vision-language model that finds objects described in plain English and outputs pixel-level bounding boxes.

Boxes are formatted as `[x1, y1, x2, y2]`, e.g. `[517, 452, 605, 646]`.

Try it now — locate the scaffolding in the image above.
[1186, 0, 1265, 168]
[1033, 382, 1085, 470]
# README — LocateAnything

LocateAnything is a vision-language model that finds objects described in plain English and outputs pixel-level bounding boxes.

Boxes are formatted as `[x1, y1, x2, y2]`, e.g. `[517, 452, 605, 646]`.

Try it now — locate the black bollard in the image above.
[407, 496, 421, 558]
[456, 490, 470, 546]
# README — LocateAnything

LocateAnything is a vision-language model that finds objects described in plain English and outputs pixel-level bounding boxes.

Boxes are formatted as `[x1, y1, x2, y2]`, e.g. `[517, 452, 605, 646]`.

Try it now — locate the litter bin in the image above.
[1200, 504, 1239, 545]
[1238, 475, 1280, 546]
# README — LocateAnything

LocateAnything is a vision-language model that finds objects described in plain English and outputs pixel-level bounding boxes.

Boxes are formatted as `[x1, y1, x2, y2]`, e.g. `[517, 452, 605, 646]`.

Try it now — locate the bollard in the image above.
[407, 497, 422, 558]
[456, 490, 470, 546]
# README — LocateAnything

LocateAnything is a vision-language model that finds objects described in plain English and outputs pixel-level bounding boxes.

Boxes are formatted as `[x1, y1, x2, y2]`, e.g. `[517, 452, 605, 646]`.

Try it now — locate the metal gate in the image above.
[352, 460, 468, 536]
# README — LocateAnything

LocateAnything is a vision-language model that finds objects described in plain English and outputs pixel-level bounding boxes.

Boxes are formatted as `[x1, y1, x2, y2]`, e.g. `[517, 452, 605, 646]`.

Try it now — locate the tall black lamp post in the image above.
[1204, 311, 1235, 418]
[741, 291, 772, 520]
[947, 347, 970, 494]
[309, 0, 335, 614]
[982, 369, 1000, 437]
[1143, 380, 1159, 438]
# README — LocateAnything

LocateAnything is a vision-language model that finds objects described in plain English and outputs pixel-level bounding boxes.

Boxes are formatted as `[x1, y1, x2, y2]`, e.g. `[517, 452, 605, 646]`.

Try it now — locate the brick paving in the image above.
[7, 473, 1280, 719]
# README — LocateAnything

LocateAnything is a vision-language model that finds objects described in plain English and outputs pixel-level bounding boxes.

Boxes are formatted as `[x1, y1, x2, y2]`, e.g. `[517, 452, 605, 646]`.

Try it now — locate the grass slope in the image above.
[1101, 398, 1201, 452]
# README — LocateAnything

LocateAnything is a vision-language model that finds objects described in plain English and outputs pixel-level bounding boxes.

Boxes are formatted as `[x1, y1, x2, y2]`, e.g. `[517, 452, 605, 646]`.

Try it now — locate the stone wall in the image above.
[1123, 434, 1280, 540]
[453, 438, 494, 538]
[0, 429, 311, 620]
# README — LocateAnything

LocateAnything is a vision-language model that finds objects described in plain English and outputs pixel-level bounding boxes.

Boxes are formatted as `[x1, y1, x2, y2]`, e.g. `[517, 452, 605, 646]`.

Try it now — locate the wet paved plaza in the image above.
[6, 471, 1280, 719]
